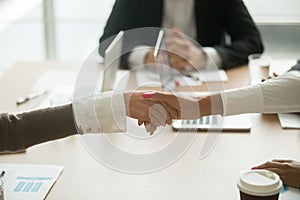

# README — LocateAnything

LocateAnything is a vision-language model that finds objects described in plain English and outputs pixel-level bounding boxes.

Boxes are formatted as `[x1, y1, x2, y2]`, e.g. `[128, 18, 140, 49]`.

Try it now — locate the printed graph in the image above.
[13, 177, 52, 193]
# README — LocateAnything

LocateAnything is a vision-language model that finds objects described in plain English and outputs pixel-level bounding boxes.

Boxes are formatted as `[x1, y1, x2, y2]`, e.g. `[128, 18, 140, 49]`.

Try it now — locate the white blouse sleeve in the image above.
[220, 70, 300, 116]
[203, 47, 222, 70]
[72, 91, 127, 134]
[128, 45, 152, 68]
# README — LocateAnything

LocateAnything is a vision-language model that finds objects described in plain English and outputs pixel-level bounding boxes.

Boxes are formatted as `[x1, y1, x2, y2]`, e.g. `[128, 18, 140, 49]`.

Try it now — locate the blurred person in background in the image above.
[99, 0, 263, 70]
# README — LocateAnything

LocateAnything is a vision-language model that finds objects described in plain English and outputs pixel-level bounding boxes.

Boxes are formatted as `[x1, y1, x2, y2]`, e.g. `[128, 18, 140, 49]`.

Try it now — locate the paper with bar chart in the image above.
[0, 164, 63, 200]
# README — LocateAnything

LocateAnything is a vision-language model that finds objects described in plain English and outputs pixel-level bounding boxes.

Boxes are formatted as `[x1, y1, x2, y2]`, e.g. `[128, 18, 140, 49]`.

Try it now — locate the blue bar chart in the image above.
[13, 177, 52, 193]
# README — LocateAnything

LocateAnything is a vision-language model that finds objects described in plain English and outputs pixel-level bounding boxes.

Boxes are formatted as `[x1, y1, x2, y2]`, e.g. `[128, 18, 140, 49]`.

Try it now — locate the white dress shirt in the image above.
[128, 0, 222, 70]
[221, 70, 300, 116]
[72, 91, 126, 134]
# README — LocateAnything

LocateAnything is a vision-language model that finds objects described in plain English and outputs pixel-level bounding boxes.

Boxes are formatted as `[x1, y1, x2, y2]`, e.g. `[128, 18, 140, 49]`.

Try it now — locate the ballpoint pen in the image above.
[0, 171, 4, 178]
[184, 74, 200, 81]
[16, 90, 48, 105]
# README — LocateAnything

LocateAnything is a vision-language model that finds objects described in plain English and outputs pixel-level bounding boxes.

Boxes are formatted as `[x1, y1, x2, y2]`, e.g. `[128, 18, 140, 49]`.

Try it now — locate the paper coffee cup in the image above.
[237, 170, 282, 200]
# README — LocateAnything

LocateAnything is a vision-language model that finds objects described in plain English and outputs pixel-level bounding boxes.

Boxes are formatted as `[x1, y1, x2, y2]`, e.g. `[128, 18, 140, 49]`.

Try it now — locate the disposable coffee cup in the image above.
[237, 170, 282, 200]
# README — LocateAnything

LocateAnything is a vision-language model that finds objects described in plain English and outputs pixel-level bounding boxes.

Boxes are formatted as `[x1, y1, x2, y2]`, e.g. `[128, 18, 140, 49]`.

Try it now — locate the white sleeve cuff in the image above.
[72, 91, 126, 134]
[203, 47, 222, 70]
[220, 84, 264, 116]
[128, 45, 152, 69]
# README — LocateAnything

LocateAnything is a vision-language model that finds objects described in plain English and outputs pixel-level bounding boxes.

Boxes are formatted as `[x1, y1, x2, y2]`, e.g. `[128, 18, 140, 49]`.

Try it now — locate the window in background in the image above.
[53, 0, 115, 61]
[0, 0, 44, 73]
[0, 0, 115, 74]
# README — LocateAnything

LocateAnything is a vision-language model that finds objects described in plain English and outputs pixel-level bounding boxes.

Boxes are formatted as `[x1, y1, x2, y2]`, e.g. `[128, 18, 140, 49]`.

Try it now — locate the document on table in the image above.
[136, 68, 228, 87]
[33, 70, 77, 108]
[280, 186, 300, 200]
[278, 113, 300, 129]
[188, 69, 228, 82]
[0, 164, 63, 200]
[35, 69, 130, 108]
[32, 70, 78, 92]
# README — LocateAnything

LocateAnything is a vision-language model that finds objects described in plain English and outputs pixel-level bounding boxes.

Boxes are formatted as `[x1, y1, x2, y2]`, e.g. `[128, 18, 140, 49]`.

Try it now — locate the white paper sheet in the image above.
[0, 164, 63, 200]
[32, 70, 77, 92]
[278, 113, 300, 129]
[280, 186, 300, 200]
[136, 68, 228, 87]
[32, 70, 77, 108]
[37, 70, 130, 108]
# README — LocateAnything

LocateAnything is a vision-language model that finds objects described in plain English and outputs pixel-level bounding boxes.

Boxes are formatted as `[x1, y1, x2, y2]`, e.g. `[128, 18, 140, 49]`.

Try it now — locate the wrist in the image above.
[144, 49, 155, 64]
[197, 96, 211, 117]
[196, 48, 207, 69]
[123, 92, 130, 117]
[197, 94, 223, 117]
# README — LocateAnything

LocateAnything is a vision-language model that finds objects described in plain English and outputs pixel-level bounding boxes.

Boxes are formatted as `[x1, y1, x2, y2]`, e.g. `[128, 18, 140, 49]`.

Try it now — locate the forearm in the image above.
[220, 70, 300, 116]
[72, 91, 126, 134]
[0, 104, 77, 152]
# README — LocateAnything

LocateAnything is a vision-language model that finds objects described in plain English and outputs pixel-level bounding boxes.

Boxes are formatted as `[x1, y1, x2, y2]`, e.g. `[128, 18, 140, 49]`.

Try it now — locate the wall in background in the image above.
[245, 0, 300, 60]
[244, 0, 300, 23]
[258, 25, 300, 60]
[0, 0, 115, 72]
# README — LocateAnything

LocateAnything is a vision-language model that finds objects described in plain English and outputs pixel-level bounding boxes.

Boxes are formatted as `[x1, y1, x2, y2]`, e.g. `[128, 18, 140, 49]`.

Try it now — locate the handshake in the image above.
[123, 91, 222, 134]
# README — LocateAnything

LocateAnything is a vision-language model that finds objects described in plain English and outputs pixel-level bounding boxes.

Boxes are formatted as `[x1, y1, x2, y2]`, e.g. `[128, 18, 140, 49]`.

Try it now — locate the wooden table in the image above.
[0, 61, 299, 200]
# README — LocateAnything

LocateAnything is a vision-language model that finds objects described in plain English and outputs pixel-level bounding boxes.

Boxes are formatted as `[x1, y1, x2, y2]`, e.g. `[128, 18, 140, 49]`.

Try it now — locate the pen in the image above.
[16, 90, 48, 105]
[184, 74, 200, 81]
[0, 171, 4, 178]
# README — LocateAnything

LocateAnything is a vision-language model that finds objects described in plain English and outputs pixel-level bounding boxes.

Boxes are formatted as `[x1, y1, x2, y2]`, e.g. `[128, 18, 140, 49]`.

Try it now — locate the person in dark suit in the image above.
[99, 0, 264, 70]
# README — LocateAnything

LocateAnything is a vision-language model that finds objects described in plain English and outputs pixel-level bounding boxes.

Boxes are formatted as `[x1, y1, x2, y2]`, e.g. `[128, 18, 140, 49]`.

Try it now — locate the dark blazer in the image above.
[99, 0, 264, 69]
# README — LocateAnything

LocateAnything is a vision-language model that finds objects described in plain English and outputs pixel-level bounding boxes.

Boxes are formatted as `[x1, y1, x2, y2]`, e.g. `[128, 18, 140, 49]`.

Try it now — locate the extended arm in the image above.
[0, 91, 173, 151]
[0, 104, 76, 152]
[221, 70, 300, 115]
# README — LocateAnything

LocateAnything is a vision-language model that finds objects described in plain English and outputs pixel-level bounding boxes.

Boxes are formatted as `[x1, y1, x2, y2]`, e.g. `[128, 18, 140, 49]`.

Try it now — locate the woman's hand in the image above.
[253, 159, 300, 188]
[165, 28, 207, 71]
[123, 91, 177, 127]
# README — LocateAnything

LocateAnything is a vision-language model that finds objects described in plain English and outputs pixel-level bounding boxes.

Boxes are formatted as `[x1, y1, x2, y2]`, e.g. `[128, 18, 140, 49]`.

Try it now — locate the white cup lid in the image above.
[237, 170, 283, 197]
